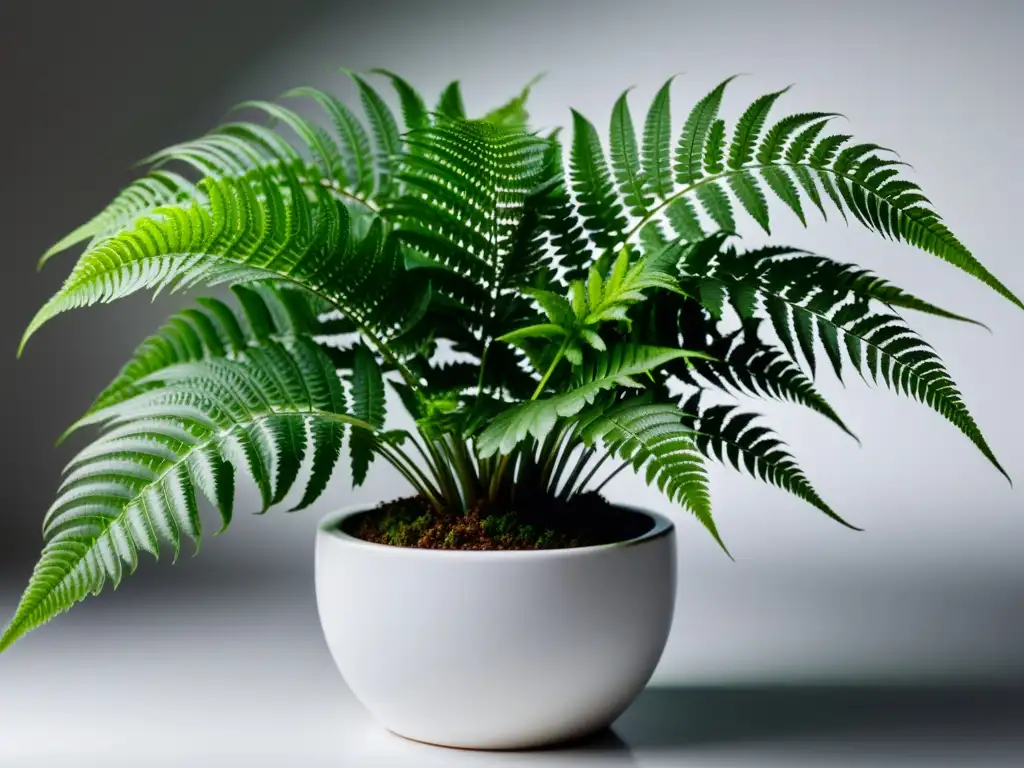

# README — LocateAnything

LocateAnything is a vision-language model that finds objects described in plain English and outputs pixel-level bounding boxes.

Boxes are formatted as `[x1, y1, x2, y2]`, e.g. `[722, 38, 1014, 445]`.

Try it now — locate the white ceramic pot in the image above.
[314, 503, 676, 750]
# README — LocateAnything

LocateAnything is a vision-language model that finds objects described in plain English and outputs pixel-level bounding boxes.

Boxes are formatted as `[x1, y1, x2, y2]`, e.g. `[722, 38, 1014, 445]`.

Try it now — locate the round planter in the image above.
[314, 503, 676, 750]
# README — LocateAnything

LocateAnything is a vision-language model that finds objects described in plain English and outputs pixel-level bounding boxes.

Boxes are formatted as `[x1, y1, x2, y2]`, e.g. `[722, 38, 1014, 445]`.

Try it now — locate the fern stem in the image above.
[531, 338, 570, 399]
[375, 442, 442, 506]
[319, 178, 380, 213]
[425, 436, 464, 511]
[538, 422, 572, 491]
[615, 162, 871, 255]
[558, 446, 596, 500]
[547, 426, 582, 496]
[406, 433, 458, 508]
[573, 450, 612, 495]
[488, 444, 522, 503]
[445, 434, 480, 510]
[592, 460, 630, 494]
[475, 342, 491, 399]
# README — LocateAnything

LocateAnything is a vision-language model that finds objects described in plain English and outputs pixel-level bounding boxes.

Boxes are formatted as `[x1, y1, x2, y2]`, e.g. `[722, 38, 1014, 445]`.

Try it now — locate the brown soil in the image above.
[345, 492, 653, 551]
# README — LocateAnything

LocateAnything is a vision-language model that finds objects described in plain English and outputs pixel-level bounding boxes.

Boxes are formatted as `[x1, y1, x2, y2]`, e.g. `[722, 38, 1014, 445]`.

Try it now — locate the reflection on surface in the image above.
[347, 723, 636, 766]
[615, 683, 1024, 759]
[339, 683, 1024, 766]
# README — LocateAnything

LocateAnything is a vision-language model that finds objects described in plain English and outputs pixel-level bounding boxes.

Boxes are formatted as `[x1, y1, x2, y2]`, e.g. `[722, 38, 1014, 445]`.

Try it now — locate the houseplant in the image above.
[3, 68, 1018, 748]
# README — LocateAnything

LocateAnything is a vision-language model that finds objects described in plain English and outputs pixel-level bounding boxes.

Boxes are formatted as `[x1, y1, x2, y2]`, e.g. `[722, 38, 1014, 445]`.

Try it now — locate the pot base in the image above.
[384, 722, 618, 752]
[316, 503, 676, 751]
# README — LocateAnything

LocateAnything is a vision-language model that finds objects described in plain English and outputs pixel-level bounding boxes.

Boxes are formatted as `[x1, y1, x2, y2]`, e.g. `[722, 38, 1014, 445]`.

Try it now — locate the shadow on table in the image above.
[613, 682, 1024, 750]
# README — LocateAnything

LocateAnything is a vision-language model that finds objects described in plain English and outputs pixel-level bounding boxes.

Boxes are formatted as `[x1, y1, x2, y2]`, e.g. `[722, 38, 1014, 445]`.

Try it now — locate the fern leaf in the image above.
[581, 399, 724, 552]
[727, 88, 789, 170]
[675, 76, 735, 184]
[683, 396, 855, 529]
[690, 326, 856, 439]
[344, 71, 402, 197]
[665, 197, 705, 242]
[695, 182, 735, 232]
[235, 100, 343, 180]
[837, 306, 1007, 479]
[284, 86, 376, 196]
[369, 68, 429, 131]
[703, 118, 727, 175]
[728, 170, 771, 233]
[80, 283, 324, 423]
[482, 73, 543, 130]
[642, 78, 675, 199]
[527, 132, 590, 280]
[21, 166, 426, 355]
[436, 81, 466, 119]
[0, 339, 357, 651]
[706, 247, 1009, 478]
[350, 344, 386, 485]
[477, 345, 703, 456]
[610, 89, 652, 216]
[389, 117, 548, 348]
[38, 172, 195, 269]
[570, 110, 629, 249]
[757, 112, 835, 165]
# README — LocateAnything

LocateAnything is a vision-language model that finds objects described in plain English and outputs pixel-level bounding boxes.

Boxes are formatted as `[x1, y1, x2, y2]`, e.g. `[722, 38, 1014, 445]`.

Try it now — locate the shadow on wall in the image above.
[614, 682, 1024, 751]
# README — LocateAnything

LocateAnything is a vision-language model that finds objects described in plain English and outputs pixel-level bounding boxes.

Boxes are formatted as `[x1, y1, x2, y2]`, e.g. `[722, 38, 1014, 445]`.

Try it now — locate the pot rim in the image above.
[317, 502, 674, 559]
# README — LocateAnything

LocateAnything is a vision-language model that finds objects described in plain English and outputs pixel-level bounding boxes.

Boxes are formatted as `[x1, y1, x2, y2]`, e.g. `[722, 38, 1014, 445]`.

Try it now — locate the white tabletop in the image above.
[1, 578, 1021, 768]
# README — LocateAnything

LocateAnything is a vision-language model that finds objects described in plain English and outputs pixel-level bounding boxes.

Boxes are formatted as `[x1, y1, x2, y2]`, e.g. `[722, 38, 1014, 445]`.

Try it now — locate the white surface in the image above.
[1, 582, 1020, 767]
[315, 506, 676, 748]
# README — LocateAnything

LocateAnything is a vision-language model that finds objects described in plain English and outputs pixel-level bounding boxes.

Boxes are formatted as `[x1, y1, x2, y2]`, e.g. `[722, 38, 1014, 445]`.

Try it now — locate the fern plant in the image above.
[3, 69, 1018, 651]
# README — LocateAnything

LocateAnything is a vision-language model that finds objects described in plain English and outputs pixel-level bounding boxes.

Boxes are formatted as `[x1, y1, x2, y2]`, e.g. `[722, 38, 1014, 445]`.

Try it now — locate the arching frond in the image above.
[571, 79, 1022, 309]
[38, 171, 195, 269]
[73, 283, 332, 434]
[386, 117, 550, 356]
[350, 343, 386, 486]
[0, 338, 361, 652]
[681, 394, 854, 529]
[677, 242, 1007, 479]
[477, 345, 704, 456]
[21, 165, 429, 360]
[579, 398, 722, 551]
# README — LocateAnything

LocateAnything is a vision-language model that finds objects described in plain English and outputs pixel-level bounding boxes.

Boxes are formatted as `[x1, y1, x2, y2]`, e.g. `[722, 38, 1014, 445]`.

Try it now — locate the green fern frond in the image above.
[683, 244, 1007, 479]
[388, 117, 548, 345]
[610, 90, 652, 216]
[527, 131, 590, 279]
[674, 77, 736, 186]
[570, 110, 628, 249]
[369, 69, 429, 131]
[38, 171, 195, 269]
[682, 394, 855, 529]
[234, 100, 345, 181]
[579, 398, 724, 552]
[21, 165, 426, 357]
[0, 338, 362, 652]
[482, 73, 545, 131]
[518, 247, 683, 350]
[350, 344, 387, 486]
[478, 345, 704, 456]
[569, 80, 1022, 309]
[689, 323, 856, 440]
[436, 81, 466, 119]
[642, 78, 675, 199]
[284, 86, 377, 196]
[343, 70, 402, 197]
[79, 283, 327, 426]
